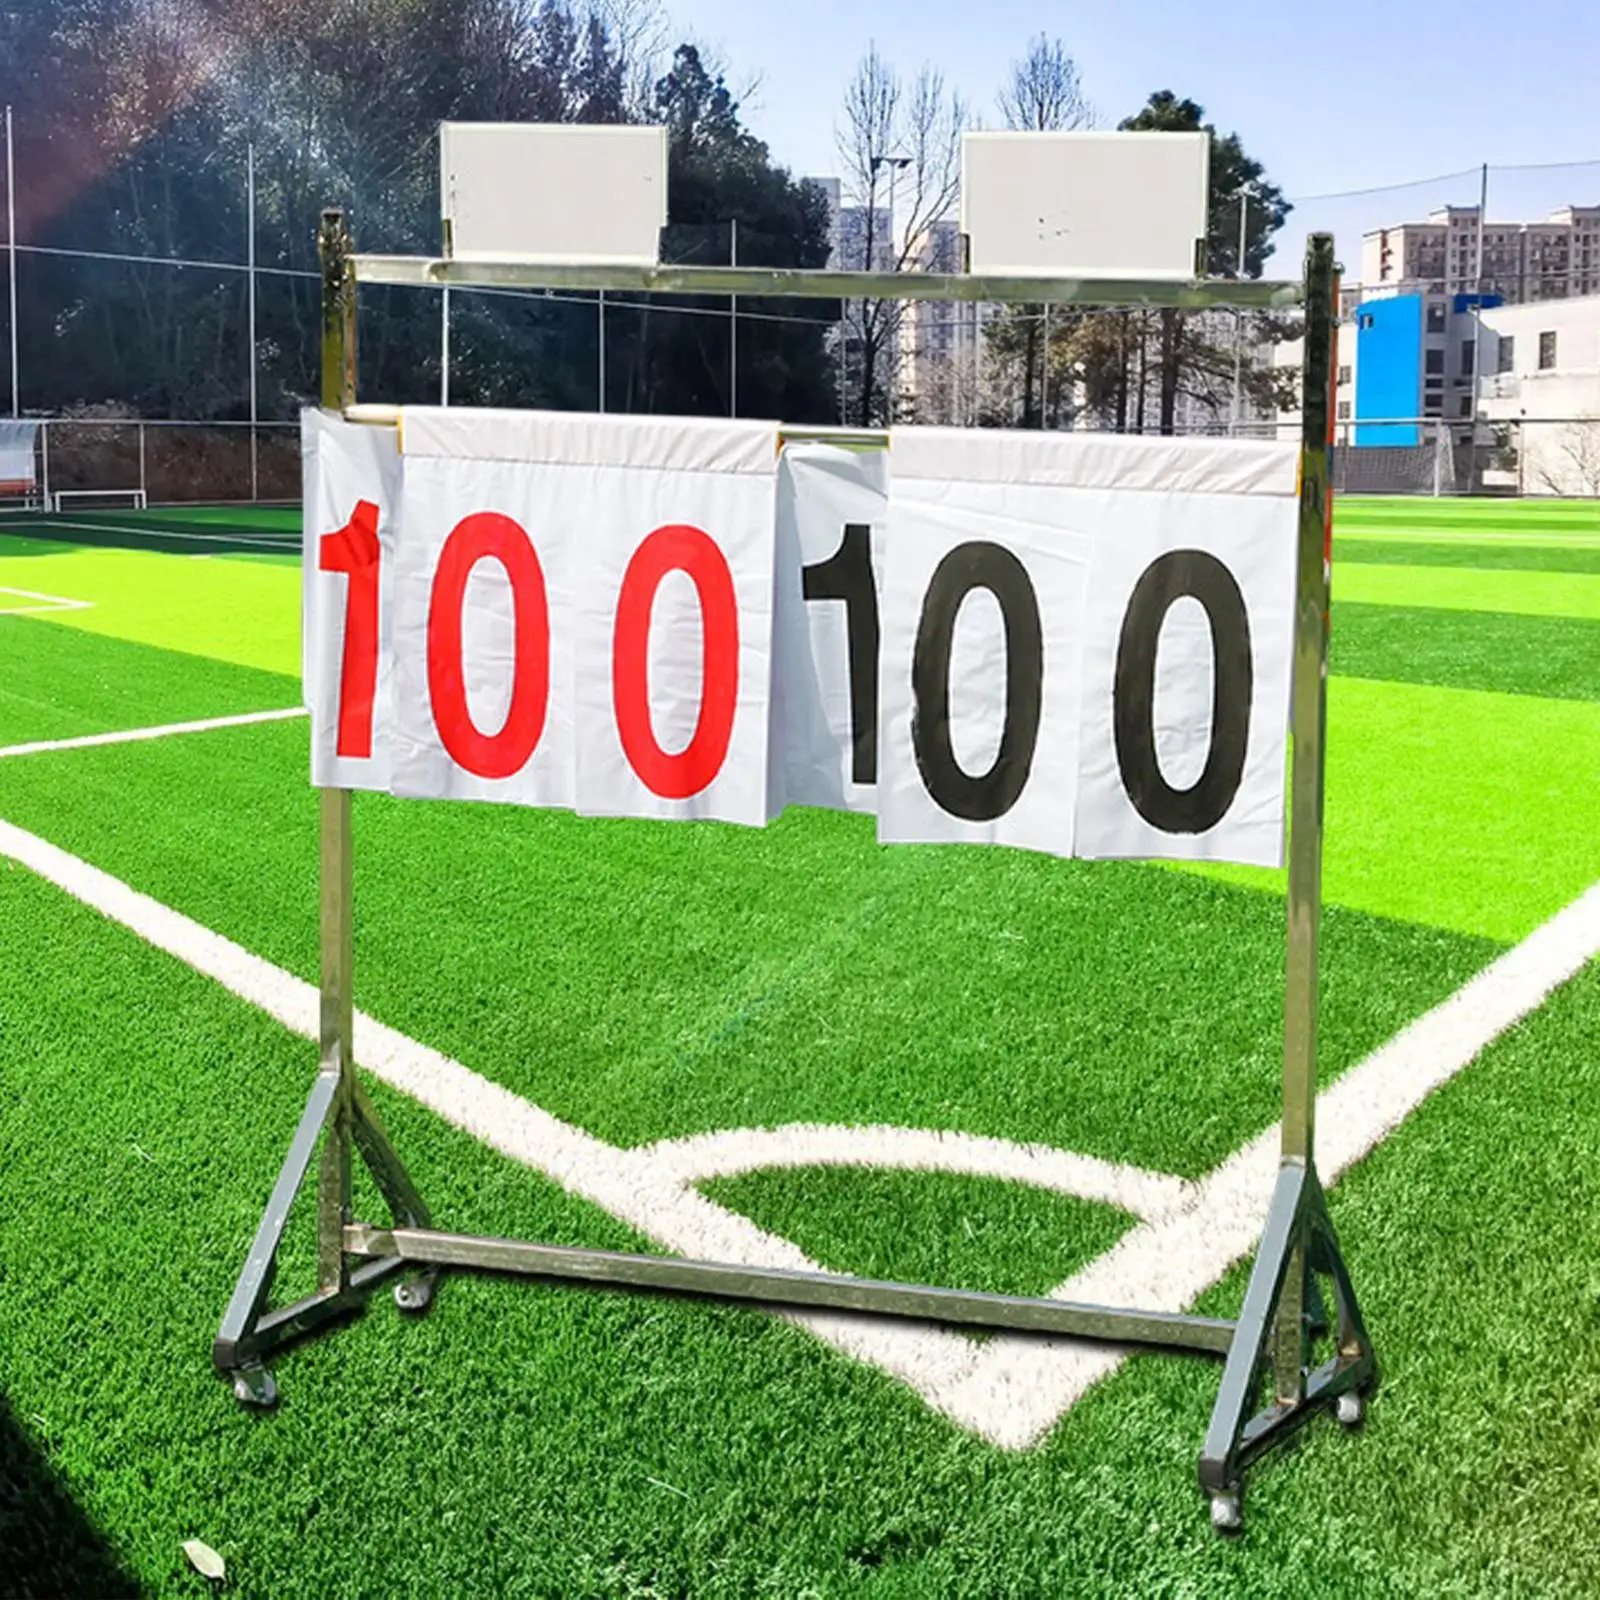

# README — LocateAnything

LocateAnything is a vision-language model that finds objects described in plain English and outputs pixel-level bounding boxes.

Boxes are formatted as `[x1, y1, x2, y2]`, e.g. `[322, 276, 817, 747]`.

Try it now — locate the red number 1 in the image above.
[318, 499, 381, 759]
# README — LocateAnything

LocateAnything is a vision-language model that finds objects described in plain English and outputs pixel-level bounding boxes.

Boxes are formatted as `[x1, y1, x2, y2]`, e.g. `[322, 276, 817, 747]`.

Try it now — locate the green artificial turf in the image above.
[0, 547, 301, 675]
[1334, 563, 1600, 619]
[1334, 536, 1600, 575]
[702, 1168, 1136, 1298]
[1195, 675, 1600, 945]
[4, 501, 1600, 1595]
[0, 619, 299, 747]
[1331, 601, 1600, 702]
[12, 503, 300, 532]
[5, 842, 1600, 1597]
[99, 504, 300, 531]
[0, 707, 1496, 1179]
[1336, 496, 1600, 539]
[1, 508, 299, 563]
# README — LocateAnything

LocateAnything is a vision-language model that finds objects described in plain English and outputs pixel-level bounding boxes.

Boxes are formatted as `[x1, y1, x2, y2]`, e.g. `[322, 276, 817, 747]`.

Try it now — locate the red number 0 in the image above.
[612, 523, 739, 800]
[426, 512, 550, 780]
[318, 499, 381, 759]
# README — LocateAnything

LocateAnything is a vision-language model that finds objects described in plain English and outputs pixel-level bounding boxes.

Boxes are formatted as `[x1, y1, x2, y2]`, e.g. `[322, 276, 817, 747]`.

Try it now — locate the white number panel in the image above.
[303, 411, 1299, 865]
[1074, 490, 1297, 867]
[303, 410, 401, 793]
[888, 427, 1299, 868]
[877, 489, 1089, 856]
[389, 455, 575, 810]
[773, 444, 888, 814]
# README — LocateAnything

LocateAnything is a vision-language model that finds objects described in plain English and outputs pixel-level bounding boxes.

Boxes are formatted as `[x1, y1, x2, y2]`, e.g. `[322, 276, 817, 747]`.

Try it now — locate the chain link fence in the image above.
[10, 414, 1595, 511]
[1178, 416, 1600, 498]
[12, 419, 299, 508]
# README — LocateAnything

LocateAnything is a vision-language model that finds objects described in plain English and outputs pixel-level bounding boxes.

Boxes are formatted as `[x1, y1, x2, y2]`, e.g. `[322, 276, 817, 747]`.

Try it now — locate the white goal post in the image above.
[52, 488, 148, 513]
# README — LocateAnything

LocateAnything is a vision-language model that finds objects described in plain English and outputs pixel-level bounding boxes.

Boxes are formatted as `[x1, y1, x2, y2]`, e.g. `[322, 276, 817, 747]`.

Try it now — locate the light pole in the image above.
[6, 105, 17, 418]
[247, 142, 258, 498]
[1230, 184, 1256, 434]
[869, 153, 910, 423]
[1469, 162, 1489, 488]
[870, 153, 911, 266]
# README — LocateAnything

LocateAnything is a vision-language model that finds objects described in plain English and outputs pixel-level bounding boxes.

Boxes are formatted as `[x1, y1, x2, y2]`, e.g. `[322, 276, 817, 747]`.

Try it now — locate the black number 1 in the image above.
[801, 521, 879, 784]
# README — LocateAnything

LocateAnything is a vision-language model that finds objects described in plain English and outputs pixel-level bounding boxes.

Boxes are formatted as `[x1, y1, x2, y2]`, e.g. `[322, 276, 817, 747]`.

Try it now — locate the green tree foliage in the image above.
[985, 85, 1296, 433]
[602, 45, 837, 421]
[1112, 90, 1294, 434]
[0, 2, 835, 423]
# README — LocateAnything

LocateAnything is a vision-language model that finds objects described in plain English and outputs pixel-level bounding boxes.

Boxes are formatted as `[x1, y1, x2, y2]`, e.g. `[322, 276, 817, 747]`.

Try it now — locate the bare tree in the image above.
[997, 34, 1092, 134]
[985, 35, 1093, 427]
[1536, 420, 1600, 496]
[597, 0, 671, 116]
[835, 45, 965, 425]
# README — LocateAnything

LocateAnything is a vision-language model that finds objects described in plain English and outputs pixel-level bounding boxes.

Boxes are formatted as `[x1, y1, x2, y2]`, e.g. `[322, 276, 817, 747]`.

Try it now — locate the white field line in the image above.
[2, 811, 1597, 1449]
[638, 1124, 1191, 1221]
[0, 707, 307, 761]
[0, 816, 1012, 1410]
[0, 585, 95, 616]
[6, 517, 300, 553]
[933, 878, 1600, 1446]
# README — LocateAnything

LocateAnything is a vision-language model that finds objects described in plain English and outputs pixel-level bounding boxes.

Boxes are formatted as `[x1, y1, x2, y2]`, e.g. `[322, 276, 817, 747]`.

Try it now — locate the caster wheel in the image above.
[1336, 1390, 1365, 1429]
[232, 1364, 278, 1409]
[394, 1275, 437, 1315]
[1209, 1491, 1243, 1535]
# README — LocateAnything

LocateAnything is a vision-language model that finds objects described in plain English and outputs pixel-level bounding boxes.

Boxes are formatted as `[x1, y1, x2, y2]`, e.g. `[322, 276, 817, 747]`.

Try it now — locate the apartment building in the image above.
[1361, 205, 1600, 304]
[896, 217, 991, 423]
[804, 176, 898, 422]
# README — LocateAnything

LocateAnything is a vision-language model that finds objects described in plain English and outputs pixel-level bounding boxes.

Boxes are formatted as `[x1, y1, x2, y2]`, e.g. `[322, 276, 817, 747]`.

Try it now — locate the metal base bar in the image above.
[1197, 1164, 1376, 1532]
[220, 1115, 1370, 1532]
[344, 1224, 1236, 1354]
[212, 1074, 438, 1400]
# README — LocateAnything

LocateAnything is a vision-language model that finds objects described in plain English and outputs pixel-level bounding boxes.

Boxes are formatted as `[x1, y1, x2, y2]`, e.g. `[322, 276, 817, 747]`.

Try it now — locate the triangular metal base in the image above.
[215, 1070, 1374, 1535]
[1198, 1161, 1376, 1532]
[213, 1071, 438, 1407]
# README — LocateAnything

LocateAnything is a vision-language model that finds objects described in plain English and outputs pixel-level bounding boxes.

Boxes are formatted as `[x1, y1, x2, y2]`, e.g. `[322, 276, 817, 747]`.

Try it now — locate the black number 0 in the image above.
[1112, 550, 1252, 834]
[911, 542, 1043, 822]
[801, 522, 879, 784]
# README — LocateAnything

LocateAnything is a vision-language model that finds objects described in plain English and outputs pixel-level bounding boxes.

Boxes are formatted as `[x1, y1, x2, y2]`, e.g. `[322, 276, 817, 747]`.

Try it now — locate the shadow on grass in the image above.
[0, 1394, 141, 1598]
[1, 522, 298, 559]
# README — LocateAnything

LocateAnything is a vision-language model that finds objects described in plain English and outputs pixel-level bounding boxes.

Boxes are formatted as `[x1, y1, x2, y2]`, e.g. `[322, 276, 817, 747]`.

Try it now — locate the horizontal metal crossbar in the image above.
[342, 404, 891, 453]
[344, 1224, 1237, 1354]
[351, 255, 1305, 311]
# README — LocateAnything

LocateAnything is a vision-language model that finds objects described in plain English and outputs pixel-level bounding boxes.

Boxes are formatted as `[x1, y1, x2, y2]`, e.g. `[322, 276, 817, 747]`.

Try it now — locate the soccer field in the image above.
[2, 496, 1600, 1596]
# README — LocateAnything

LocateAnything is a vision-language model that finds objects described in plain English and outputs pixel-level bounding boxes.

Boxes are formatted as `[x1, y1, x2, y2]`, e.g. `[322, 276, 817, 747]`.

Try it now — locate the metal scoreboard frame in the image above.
[215, 198, 1367, 1535]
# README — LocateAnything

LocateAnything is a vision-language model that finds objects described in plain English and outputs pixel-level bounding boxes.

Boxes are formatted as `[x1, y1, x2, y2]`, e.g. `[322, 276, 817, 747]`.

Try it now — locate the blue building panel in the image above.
[1353, 295, 1427, 447]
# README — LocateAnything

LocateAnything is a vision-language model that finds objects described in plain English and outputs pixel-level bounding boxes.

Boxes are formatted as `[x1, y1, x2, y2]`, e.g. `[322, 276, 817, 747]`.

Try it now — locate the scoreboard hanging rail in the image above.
[215, 210, 1370, 1537]
[349, 253, 1308, 309]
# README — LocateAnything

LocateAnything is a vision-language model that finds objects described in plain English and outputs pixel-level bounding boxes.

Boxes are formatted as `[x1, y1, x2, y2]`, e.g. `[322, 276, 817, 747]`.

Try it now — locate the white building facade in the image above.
[1478, 294, 1600, 494]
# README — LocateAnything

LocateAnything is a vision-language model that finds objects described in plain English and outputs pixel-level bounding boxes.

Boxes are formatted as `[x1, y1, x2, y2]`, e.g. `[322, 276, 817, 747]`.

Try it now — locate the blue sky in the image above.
[674, 0, 1600, 274]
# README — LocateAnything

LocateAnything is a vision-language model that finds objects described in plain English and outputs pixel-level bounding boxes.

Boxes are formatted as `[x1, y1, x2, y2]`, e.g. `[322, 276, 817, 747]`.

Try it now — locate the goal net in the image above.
[1331, 421, 1456, 497]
